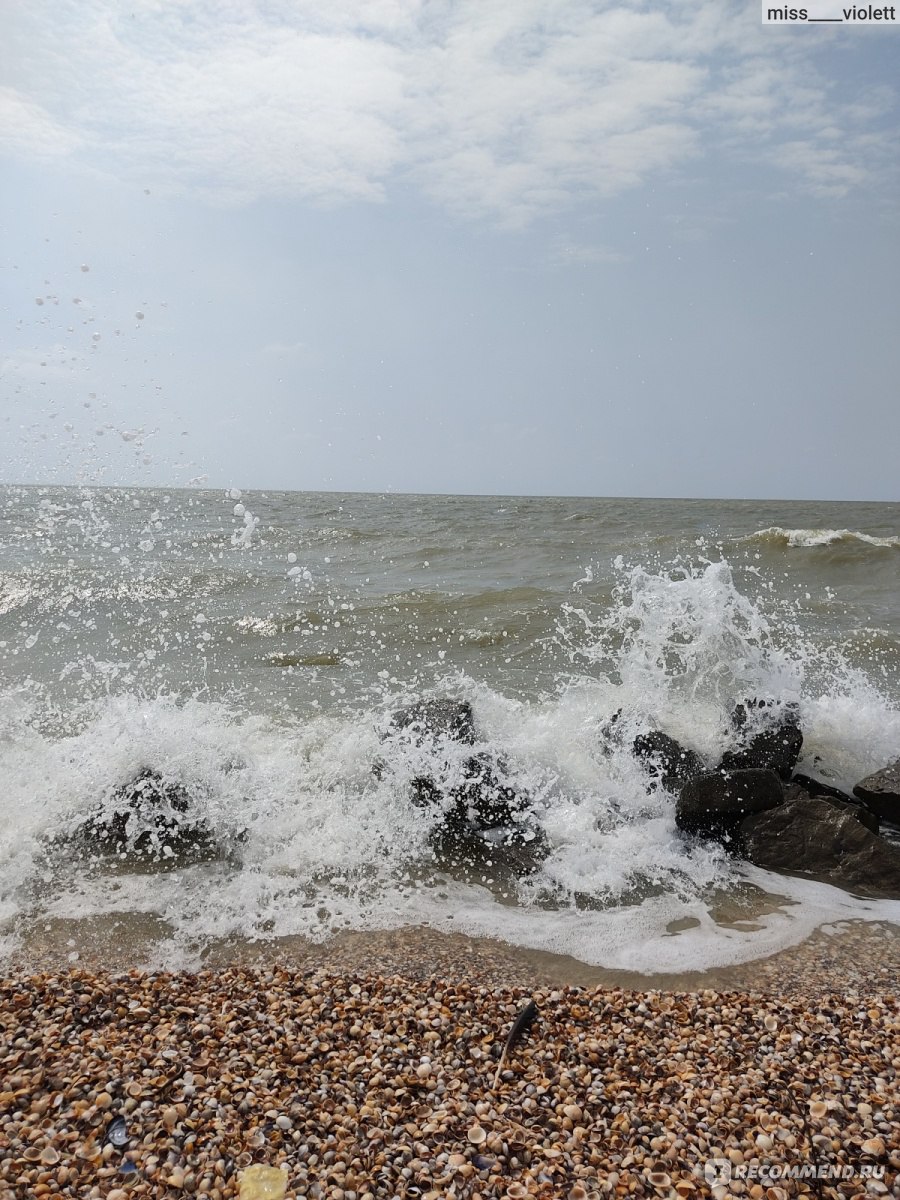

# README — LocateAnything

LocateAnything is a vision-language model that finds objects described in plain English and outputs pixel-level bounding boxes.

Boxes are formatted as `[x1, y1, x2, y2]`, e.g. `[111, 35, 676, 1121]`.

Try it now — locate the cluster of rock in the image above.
[379, 699, 548, 877]
[627, 699, 900, 899]
[74, 767, 241, 867]
[73, 695, 900, 901]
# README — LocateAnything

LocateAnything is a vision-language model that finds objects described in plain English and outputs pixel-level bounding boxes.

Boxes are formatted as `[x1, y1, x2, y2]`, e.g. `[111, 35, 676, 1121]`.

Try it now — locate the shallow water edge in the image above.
[9, 918, 899, 997]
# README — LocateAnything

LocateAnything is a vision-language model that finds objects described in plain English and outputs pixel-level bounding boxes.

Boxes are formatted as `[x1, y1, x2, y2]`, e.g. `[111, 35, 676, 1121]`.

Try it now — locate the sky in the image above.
[0, 0, 898, 500]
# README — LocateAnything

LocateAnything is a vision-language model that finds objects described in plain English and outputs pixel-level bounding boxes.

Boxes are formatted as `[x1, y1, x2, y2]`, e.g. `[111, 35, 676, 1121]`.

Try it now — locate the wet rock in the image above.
[77, 769, 219, 863]
[791, 772, 853, 803]
[731, 697, 800, 731]
[853, 760, 900, 827]
[384, 698, 544, 875]
[720, 700, 803, 780]
[597, 708, 624, 753]
[676, 769, 784, 844]
[633, 730, 705, 793]
[785, 780, 879, 835]
[741, 796, 900, 899]
[431, 819, 549, 878]
[389, 698, 477, 745]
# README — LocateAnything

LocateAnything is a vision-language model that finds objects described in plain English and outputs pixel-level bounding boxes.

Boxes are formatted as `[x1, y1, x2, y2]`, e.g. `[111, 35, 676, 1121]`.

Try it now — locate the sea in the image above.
[1, 486, 899, 977]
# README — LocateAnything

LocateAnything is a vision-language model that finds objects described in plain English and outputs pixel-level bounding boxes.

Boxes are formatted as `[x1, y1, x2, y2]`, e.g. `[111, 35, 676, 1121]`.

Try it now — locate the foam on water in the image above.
[747, 526, 900, 549]
[2, 546, 899, 973]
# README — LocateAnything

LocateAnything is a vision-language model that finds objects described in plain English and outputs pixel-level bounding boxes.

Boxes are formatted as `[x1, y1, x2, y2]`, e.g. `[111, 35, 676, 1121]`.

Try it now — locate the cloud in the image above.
[0, 87, 83, 159]
[547, 237, 628, 267]
[0, 1, 894, 220]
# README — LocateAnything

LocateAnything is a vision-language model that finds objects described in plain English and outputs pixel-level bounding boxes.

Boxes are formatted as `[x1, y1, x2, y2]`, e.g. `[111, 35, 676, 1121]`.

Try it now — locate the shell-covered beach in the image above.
[2, 955, 898, 1199]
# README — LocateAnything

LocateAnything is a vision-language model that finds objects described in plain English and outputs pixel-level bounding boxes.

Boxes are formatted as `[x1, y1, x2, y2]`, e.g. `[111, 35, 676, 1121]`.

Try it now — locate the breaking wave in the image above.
[2, 553, 898, 974]
[746, 526, 900, 550]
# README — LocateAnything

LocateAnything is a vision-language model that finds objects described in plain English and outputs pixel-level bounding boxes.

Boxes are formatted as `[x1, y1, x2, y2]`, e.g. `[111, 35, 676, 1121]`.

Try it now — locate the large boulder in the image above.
[741, 795, 900, 899]
[384, 699, 546, 875]
[785, 779, 879, 835]
[853, 761, 900, 827]
[719, 700, 803, 780]
[676, 769, 784, 844]
[633, 730, 705, 794]
[77, 768, 220, 864]
[409, 751, 527, 830]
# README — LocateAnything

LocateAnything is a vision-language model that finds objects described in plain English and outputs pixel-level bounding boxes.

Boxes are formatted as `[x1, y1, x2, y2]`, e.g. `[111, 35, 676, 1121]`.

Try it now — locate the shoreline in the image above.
[7, 917, 900, 997]
[1, 964, 897, 1199]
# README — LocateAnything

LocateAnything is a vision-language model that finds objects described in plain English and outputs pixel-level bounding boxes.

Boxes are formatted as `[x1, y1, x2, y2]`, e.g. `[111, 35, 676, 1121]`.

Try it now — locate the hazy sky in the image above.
[1, 1, 898, 499]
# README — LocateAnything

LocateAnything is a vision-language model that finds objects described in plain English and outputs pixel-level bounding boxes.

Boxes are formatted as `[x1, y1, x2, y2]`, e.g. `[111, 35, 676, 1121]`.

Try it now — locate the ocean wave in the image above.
[2, 556, 899, 975]
[745, 526, 900, 549]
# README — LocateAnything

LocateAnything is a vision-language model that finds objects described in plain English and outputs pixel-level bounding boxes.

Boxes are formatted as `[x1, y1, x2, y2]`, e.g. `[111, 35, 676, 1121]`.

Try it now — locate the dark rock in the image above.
[741, 796, 900, 899]
[785, 779, 879, 835]
[731, 697, 800, 730]
[431, 820, 549, 878]
[77, 768, 218, 863]
[633, 730, 705, 793]
[389, 699, 477, 745]
[853, 761, 900, 826]
[450, 752, 525, 828]
[720, 699, 803, 780]
[676, 769, 784, 844]
[597, 708, 624, 753]
[384, 698, 543, 875]
[791, 772, 853, 803]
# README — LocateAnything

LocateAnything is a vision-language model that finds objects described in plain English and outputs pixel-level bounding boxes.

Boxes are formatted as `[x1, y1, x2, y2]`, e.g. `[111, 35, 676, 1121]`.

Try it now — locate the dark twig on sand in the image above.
[493, 998, 539, 1088]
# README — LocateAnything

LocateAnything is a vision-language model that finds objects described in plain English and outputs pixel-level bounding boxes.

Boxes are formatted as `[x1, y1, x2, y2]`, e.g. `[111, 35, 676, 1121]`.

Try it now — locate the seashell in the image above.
[764, 1015, 778, 1032]
[861, 1137, 885, 1156]
[808, 1101, 827, 1119]
[506, 1186, 528, 1199]
[107, 1116, 129, 1147]
[40, 1144, 60, 1164]
[649, 1171, 672, 1189]
[467, 1125, 486, 1144]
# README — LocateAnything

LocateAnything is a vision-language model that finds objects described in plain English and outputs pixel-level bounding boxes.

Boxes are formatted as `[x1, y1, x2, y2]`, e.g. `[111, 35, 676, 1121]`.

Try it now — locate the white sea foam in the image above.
[747, 526, 900, 549]
[1, 575, 898, 974]
[2, 500, 898, 973]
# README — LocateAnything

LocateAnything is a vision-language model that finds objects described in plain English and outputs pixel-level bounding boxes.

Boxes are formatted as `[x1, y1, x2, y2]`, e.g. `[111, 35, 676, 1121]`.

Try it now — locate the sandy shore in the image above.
[1, 958, 897, 1199]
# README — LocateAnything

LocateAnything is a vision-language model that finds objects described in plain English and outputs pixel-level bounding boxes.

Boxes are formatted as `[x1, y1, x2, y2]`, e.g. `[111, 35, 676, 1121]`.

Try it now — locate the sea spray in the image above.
[1, 487, 898, 971]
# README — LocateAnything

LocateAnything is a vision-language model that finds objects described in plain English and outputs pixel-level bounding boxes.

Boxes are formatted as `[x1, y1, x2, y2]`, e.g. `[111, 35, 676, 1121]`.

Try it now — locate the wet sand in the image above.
[9, 917, 900, 996]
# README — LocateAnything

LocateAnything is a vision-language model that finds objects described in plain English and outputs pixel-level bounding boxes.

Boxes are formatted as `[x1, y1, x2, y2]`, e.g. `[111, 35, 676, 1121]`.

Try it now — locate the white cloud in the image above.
[0, 87, 83, 159]
[547, 237, 627, 266]
[0, 1, 893, 219]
